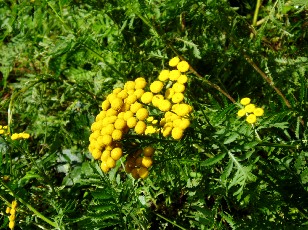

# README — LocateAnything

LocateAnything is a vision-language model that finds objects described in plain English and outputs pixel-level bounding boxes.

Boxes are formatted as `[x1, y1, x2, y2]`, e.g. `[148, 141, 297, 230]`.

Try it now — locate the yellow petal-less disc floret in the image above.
[134, 89, 144, 99]
[135, 77, 147, 89]
[124, 111, 134, 121]
[143, 146, 155, 157]
[100, 161, 110, 173]
[111, 147, 123, 161]
[101, 100, 110, 111]
[240, 97, 251, 105]
[102, 135, 113, 145]
[172, 127, 184, 140]
[165, 88, 175, 99]
[177, 75, 188, 84]
[117, 90, 128, 99]
[172, 83, 185, 93]
[127, 117, 138, 128]
[126, 94, 138, 104]
[142, 156, 153, 168]
[177, 61, 190, 72]
[135, 121, 146, 134]
[11, 133, 19, 140]
[114, 118, 126, 130]
[113, 88, 122, 94]
[244, 104, 256, 113]
[101, 150, 111, 161]
[159, 100, 172, 112]
[124, 81, 136, 90]
[111, 98, 123, 111]
[130, 102, 143, 113]
[253, 108, 264, 116]
[246, 114, 257, 124]
[152, 95, 164, 107]
[106, 157, 116, 168]
[158, 70, 170, 81]
[21, 133, 30, 139]
[136, 108, 149, 121]
[179, 118, 190, 129]
[138, 167, 149, 179]
[169, 57, 180, 67]
[150, 81, 164, 94]
[172, 93, 184, 103]
[169, 70, 181, 81]
[141, 92, 154, 104]
[237, 109, 246, 117]
[112, 129, 123, 141]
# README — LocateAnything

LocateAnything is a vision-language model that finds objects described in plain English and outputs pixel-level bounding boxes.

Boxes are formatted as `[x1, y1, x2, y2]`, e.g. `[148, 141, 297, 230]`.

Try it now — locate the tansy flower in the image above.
[158, 70, 170, 81]
[11, 133, 19, 140]
[172, 82, 185, 93]
[134, 77, 147, 89]
[237, 109, 246, 117]
[246, 114, 257, 124]
[111, 98, 123, 110]
[172, 93, 184, 103]
[0, 130, 5, 134]
[141, 92, 154, 104]
[20, 133, 30, 139]
[136, 108, 149, 121]
[138, 167, 149, 179]
[177, 75, 188, 84]
[135, 121, 146, 134]
[169, 57, 180, 67]
[240, 97, 251, 105]
[172, 127, 184, 140]
[177, 61, 189, 72]
[169, 70, 181, 81]
[244, 104, 256, 113]
[124, 81, 136, 90]
[145, 126, 157, 135]
[159, 100, 172, 112]
[152, 95, 164, 107]
[253, 108, 264, 116]
[150, 81, 164, 94]
[134, 89, 144, 99]
[127, 117, 138, 128]
[165, 88, 175, 99]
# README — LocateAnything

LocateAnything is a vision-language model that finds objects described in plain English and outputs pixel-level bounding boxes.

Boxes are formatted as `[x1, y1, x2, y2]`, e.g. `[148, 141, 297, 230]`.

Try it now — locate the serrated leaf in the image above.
[200, 153, 226, 167]
[224, 133, 239, 144]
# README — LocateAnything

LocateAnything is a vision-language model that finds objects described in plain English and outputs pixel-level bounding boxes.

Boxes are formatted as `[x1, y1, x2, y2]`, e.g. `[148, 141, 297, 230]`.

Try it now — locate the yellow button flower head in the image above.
[106, 157, 116, 168]
[11, 133, 19, 140]
[172, 93, 184, 103]
[0, 130, 5, 134]
[102, 135, 113, 145]
[158, 70, 170, 81]
[177, 61, 189, 72]
[124, 81, 136, 90]
[240, 97, 251, 105]
[127, 117, 138, 128]
[174, 103, 191, 117]
[159, 100, 172, 112]
[124, 111, 134, 121]
[3, 126, 8, 129]
[101, 150, 111, 161]
[150, 81, 164, 94]
[6, 207, 11, 214]
[91, 149, 102, 160]
[146, 116, 154, 122]
[152, 95, 164, 107]
[143, 146, 155, 157]
[136, 108, 149, 121]
[177, 75, 188, 84]
[9, 221, 15, 229]
[138, 167, 149, 179]
[135, 121, 146, 134]
[135, 77, 147, 89]
[111, 98, 123, 111]
[142, 156, 153, 168]
[130, 102, 143, 113]
[114, 118, 126, 130]
[246, 114, 257, 124]
[21, 133, 30, 139]
[145, 125, 157, 135]
[169, 57, 180, 67]
[117, 90, 128, 99]
[107, 93, 117, 103]
[237, 109, 246, 117]
[100, 161, 110, 173]
[126, 94, 138, 104]
[172, 127, 184, 140]
[244, 104, 256, 113]
[112, 129, 123, 141]
[111, 147, 123, 161]
[169, 70, 181, 81]
[253, 108, 264, 116]
[134, 89, 144, 99]
[162, 126, 172, 137]
[172, 83, 185, 93]
[113, 88, 122, 94]
[141, 92, 154, 104]
[179, 118, 190, 129]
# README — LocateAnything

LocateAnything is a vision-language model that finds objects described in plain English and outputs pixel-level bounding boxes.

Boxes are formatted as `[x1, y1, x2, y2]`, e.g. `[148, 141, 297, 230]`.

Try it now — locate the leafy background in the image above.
[0, 0, 307, 229]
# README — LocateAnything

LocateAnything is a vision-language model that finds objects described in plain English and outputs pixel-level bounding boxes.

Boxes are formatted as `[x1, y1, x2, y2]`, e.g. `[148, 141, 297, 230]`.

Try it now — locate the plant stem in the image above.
[252, 0, 262, 27]
[0, 180, 58, 228]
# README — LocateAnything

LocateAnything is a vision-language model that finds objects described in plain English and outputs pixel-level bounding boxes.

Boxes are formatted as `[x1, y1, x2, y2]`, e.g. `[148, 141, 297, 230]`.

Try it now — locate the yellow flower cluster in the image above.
[237, 97, 264, 124]
[6, 200, 17, 229]
[0, 125, 8, 135]
[89, 57, 193, 175]
[11, 132, 30, 140]
[125, 146, 155, 179]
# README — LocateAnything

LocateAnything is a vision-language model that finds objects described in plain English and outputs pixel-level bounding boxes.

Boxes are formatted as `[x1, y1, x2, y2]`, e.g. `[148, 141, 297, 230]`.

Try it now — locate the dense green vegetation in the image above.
[1, 0, 307, 229]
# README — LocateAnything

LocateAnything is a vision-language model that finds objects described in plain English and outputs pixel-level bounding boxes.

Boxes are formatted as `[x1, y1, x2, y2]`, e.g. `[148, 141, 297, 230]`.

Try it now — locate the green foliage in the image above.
[1, 0, 308, 229]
